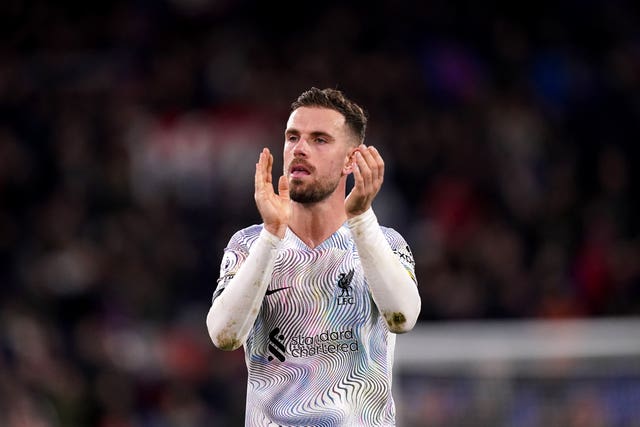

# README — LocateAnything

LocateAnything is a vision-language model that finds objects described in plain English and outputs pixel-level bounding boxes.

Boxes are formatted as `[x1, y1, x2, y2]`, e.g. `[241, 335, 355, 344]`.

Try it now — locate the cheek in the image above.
[283, 147, 293, 165]
[329, 158, 348, 176]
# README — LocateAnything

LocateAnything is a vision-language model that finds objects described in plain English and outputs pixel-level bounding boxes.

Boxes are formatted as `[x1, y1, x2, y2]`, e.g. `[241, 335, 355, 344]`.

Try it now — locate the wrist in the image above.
[263, 224, 286, 240]
[346, 203, 372, 220]
[347, 208, 376, 229]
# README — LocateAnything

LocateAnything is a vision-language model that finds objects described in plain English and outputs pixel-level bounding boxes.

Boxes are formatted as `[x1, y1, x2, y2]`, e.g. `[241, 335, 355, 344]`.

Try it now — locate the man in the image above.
[207, 88, 420, 426]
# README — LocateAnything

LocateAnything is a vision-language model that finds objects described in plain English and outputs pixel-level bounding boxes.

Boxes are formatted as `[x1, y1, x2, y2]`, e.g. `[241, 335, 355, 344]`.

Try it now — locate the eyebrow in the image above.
[285, 129, 334, 140]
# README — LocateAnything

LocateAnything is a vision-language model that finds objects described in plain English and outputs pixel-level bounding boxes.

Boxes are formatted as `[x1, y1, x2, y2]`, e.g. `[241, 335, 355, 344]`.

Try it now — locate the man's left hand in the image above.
[345, 144, 384, 218]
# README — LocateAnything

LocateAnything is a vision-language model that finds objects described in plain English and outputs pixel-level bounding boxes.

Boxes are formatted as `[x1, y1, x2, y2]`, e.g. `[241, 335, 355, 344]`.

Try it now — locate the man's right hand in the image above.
[254, 148, 290, 239]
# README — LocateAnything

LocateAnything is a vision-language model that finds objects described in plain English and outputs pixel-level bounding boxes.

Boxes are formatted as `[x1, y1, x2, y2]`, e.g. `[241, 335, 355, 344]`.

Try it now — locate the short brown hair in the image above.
[291, 88, 367, 144]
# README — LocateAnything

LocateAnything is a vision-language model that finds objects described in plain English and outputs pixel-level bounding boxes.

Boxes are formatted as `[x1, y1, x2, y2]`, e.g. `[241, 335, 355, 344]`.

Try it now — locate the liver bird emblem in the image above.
[337, 269, 355, 297]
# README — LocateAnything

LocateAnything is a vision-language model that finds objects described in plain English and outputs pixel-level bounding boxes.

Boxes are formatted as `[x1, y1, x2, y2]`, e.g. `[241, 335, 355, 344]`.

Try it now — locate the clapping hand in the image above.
[254, 148, 290, 238]
[345, 144, 384, 218]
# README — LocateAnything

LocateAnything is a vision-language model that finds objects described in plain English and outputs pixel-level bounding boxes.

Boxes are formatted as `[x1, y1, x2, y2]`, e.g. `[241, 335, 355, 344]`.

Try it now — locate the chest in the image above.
[262, 247, 373, 325]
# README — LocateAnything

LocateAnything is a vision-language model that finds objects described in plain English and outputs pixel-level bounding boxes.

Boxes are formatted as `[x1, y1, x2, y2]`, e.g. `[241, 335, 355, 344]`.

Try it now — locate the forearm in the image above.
[348, 209, 421, 333]
[207, 228, 281, 350]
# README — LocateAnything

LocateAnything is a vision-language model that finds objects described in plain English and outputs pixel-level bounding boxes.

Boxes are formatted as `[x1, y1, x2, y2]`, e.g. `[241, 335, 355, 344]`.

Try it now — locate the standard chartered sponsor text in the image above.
[288, 328, 359, 357]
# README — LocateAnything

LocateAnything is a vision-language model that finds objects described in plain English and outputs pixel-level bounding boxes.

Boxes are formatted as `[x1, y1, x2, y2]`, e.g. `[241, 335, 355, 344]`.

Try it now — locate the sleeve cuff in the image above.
[347, 208, 377, 230]
[260, 227, 284, 248]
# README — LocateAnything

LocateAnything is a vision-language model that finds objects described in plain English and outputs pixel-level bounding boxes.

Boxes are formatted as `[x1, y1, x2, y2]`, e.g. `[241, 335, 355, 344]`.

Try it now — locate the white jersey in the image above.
[213, 223, 417, 427]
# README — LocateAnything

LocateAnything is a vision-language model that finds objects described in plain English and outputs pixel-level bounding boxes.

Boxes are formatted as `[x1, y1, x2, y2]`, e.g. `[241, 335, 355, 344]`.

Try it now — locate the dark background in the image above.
[1, 0, 638, 425]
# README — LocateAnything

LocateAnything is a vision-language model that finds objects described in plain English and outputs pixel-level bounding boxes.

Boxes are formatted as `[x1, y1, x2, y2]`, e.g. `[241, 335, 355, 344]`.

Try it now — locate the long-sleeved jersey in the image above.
[213, 223, 417, 426]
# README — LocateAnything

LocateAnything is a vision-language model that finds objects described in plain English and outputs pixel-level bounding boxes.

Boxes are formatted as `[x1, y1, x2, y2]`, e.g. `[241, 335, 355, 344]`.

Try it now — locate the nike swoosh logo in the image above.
[265, 286, 291, 296]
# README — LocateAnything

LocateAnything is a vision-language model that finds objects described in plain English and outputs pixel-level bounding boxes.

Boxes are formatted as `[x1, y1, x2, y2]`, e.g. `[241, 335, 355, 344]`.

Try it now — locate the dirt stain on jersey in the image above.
[385, 312, 406, 331]
[216, 320, 242, 351]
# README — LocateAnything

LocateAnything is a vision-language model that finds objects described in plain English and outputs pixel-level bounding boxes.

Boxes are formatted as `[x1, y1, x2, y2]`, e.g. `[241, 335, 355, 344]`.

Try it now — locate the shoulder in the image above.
[380, 225, 416, 266]
[226, 224, 265, 252]
[379, 225, 408, 247]
[340, 221, 410, 249]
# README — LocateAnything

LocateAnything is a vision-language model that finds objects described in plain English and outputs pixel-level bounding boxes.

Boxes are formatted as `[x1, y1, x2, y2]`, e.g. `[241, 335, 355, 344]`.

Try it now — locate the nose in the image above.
[293, 137, 309, 157]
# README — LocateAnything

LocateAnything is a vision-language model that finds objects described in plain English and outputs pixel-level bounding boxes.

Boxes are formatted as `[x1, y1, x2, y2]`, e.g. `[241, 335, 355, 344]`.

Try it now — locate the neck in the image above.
[288, 193, 347, 249]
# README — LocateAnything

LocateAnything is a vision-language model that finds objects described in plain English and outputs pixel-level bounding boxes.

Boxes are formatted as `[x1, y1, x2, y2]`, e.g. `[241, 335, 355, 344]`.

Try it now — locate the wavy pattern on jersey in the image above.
[224, 224, 406, 426]
[266, 249, 336, 326]
[266, 240, 355, 322]
[247, 359, 346, 426]
[250, 358, 354, 425]
[211, 225, 260, 303]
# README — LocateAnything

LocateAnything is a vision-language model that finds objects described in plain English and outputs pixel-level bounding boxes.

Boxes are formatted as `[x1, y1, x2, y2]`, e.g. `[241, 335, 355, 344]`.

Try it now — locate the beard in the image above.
[289, 175, 340, 204]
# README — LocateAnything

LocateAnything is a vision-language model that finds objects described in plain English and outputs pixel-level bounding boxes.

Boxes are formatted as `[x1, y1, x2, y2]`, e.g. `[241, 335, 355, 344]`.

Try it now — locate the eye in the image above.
[287, 134, 299, 143]
[315, 137, 327, 144]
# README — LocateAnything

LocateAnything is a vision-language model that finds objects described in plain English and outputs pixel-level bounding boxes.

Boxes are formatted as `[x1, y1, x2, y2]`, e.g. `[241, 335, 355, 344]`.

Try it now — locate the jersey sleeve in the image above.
[212, 225, 261, 303]
[382, 227, 417, 284]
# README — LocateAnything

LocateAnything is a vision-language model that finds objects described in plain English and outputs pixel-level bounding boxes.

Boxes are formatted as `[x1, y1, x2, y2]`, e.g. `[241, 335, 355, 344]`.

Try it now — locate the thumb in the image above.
[277, 175, 290, 200]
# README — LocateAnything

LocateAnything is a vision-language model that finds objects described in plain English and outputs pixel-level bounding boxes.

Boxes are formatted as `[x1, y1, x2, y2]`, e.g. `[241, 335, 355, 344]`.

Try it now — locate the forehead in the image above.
[286, 107, 346, 134]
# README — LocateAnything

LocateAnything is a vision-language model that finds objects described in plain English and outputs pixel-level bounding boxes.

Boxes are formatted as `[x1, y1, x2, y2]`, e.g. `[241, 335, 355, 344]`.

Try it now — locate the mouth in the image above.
[289, 161, 312, 178]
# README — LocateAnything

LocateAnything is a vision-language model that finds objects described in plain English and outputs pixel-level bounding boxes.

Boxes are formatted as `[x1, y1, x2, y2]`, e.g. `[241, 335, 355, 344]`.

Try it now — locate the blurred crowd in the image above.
[1, 0, 639, 425]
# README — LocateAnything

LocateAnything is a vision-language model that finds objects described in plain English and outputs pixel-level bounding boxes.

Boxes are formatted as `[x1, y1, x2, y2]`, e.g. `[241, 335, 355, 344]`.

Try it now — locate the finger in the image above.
[265, 148, 273, 185]
[255, 148, 272, 193]
[277, 175, 289, 200]
[358, 145, 378, 184]
[352, 152, 364, 192]
[355, 149, 373, 192]
[255, 150, 265, 191]
[369, 146, 385, 186]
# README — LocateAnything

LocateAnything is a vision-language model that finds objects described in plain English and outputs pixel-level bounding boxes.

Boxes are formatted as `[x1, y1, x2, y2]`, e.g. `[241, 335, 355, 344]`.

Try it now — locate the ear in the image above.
[342, 147, 357, 175]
